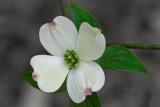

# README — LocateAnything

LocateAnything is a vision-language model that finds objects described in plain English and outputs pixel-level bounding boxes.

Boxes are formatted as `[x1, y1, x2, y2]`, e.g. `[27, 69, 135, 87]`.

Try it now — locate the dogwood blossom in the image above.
[30, 16, 106, 103]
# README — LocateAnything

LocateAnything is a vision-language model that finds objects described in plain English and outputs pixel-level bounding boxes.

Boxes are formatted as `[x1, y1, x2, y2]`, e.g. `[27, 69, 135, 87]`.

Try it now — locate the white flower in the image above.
[30, 16, 106, 103]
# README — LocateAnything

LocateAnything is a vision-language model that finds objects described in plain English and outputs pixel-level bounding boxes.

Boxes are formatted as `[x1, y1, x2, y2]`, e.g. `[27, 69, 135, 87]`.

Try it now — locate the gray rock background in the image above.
[1, 0, 160, 107]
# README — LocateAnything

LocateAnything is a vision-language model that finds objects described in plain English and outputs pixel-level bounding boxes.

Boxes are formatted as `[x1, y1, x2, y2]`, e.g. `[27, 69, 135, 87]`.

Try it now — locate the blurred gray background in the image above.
[1, 0, 160, 107]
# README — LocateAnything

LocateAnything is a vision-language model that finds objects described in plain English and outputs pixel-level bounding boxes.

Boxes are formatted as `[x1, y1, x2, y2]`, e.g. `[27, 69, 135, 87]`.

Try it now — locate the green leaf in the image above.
[21, 72, 66, 93]
[21, 72, 39, 89]
[96, 45, 148, 73]
[71, 3, 103, 31]
[71, 92, 101, 107]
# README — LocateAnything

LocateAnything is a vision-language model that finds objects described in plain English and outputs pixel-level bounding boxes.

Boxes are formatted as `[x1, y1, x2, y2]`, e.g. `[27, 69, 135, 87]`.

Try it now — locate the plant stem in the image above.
[59, 0, 67, 16]
[107, 43, 160, 50]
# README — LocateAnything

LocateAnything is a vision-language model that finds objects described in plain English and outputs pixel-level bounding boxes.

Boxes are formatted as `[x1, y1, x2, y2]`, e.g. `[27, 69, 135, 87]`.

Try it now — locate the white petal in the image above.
[39, 24, 64, 56]
[30, 55, 69, 92]
[39, 16, 78, 56]
[88, 62, 105, 92]
[76, 22, 106, 60]
[67, 70, 86, 103]
[67, 61, 105, 103]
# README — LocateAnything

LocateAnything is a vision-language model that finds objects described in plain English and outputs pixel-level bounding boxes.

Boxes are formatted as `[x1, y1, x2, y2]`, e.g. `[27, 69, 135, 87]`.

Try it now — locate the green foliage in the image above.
[21, 72, 66, 93]
[71, 3, 103, 31]
[96, 45, 148, 73]
[71, 93, 101, 107]
[21, 72, 39, 89]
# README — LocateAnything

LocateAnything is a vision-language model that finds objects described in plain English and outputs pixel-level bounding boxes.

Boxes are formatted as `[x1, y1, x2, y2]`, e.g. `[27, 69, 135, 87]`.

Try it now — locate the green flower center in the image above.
[64, 50, 79, 69]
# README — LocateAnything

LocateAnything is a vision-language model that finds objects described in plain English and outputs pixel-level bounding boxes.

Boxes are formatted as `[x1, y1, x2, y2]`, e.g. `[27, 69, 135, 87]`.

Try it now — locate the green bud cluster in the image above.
[64, 50, 79, 69]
